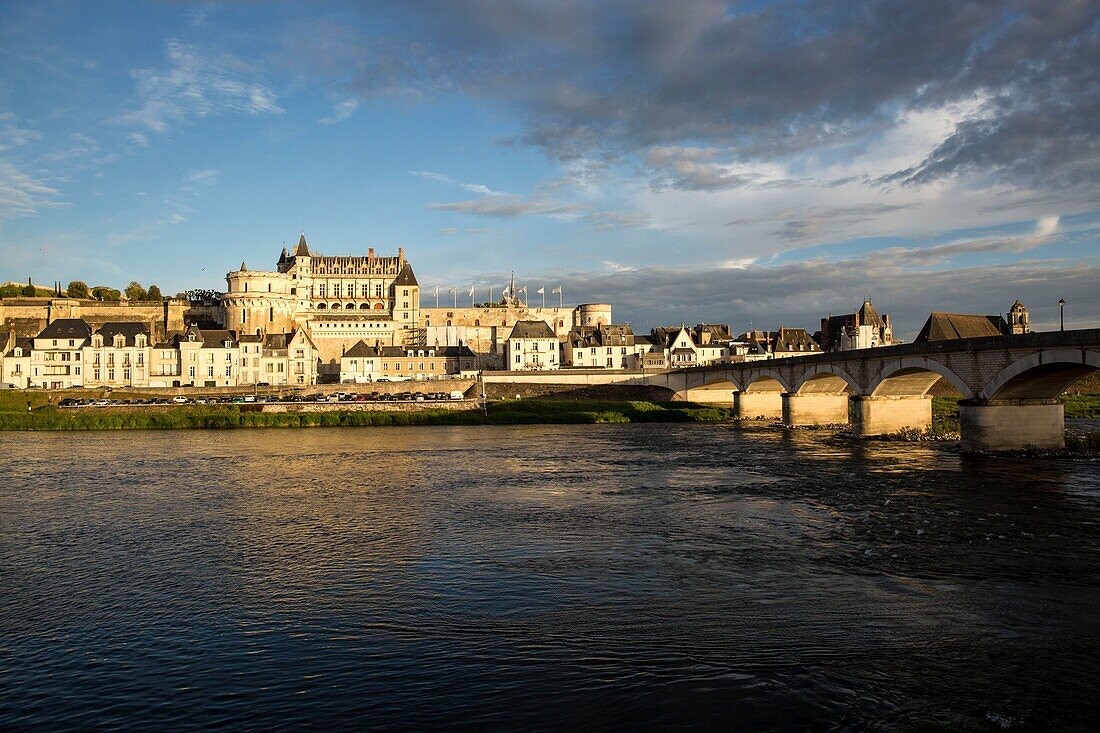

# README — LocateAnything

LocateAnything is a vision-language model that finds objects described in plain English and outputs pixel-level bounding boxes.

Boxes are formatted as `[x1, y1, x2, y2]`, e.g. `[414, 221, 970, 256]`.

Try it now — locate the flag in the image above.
[502, 286, 511, 296]
[448, 287, 456, 294]
[536, 287, 545, 295]
[518, 285, 527, 294]
[551, 286, 562, 294]
[469, 285, 475, 297]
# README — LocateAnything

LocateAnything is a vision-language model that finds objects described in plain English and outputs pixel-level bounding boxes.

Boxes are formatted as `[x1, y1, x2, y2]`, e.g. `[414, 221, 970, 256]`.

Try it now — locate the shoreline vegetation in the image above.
[2, 392, 1097, 446]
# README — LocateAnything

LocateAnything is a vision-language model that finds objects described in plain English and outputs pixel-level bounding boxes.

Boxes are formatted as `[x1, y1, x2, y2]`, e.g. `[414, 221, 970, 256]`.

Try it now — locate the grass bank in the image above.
[0, 397, 731, 430]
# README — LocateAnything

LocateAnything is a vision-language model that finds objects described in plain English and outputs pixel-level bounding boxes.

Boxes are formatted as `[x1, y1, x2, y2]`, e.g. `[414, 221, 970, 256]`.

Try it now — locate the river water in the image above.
[2, 424, 1099, 731]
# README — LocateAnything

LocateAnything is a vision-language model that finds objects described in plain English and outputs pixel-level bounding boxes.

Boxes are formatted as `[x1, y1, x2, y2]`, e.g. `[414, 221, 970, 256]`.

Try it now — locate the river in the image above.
[2, 424, 1099, 730]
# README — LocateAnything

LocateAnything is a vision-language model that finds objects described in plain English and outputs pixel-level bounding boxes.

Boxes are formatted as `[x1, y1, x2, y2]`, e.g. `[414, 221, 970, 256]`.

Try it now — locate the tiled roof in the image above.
[343, 340, 380, 358]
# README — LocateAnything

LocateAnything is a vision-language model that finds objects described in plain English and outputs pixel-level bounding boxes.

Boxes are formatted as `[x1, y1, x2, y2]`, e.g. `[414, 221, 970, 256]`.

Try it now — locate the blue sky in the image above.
[2, 1, 1098, 337]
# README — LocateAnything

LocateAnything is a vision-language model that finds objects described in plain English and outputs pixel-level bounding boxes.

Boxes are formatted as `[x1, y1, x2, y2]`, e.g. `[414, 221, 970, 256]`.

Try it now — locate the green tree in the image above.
[124, 281, 147, 301]
[146, 284, 163, 301]
[66, 280, 90, 298]
[0, 283, 20, 298]
[92, 286, 122, 301]
[21, 278, 36, 297]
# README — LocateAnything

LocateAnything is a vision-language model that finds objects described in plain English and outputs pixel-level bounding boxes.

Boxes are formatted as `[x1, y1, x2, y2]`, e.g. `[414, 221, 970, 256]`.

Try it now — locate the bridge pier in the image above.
[781, 393, 850, 427]
[733, 391, 783, 420]
[959, 399, 1064, 452]
[849, 395, 932, 437]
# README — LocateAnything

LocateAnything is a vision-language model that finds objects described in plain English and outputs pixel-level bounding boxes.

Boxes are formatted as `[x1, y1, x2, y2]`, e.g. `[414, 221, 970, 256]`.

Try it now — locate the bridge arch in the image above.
[980, 348, 1100, 400]
[679, 377, 742, 404]
[867, 358, 971, 398]
[791, 365, 860, 394]
[741, 369, 791, 393]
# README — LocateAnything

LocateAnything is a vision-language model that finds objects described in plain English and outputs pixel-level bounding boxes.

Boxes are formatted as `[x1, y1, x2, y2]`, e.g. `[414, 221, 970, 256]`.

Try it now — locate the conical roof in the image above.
[293, 233, 311, 257]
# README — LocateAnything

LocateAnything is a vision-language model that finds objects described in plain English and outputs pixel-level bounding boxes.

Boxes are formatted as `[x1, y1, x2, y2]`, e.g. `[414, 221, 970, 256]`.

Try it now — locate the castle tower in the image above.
[1008, 299, 1029, 335]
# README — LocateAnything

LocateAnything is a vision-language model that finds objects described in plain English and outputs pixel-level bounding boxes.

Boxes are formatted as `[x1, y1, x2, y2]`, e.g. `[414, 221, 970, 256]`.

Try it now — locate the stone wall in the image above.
[0, 297, 224, 340]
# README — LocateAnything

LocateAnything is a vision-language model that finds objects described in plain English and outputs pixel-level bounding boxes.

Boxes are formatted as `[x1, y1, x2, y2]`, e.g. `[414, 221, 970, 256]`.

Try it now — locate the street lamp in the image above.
[1059, 298, 1066, 332]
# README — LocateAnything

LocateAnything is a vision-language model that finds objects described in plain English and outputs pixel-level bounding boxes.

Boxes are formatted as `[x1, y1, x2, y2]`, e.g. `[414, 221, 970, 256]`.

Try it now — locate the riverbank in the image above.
[2, 392, 1097, 432]
[0, 396, 731, 430]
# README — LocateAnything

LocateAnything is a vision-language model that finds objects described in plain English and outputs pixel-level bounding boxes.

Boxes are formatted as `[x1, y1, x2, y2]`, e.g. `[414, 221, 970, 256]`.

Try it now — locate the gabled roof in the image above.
[770, 327, 821, 353]
[293, 233, 311, 257]
[915, 313, 1006, 342]
[4, 336, 32, 356]
[37, 318, 92, 341]
[97, 321, 150, 347]
[393, 263, 418, 287]
[507, 320, 556, 340]
[343, 340, 380, 358]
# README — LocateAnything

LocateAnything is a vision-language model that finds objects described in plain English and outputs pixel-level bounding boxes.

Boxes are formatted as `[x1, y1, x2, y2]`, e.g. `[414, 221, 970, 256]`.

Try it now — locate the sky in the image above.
[1, 0, 1098, 338]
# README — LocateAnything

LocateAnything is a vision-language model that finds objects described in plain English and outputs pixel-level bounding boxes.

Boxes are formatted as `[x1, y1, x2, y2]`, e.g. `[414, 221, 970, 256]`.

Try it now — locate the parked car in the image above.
[449, 391, 465, 400]
[172, 396, 189, 404]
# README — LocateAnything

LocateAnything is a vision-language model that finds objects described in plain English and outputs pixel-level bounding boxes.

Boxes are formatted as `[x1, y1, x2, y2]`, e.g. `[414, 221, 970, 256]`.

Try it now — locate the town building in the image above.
[505, 320, 560, 370]
[565, 324, 637, 369]
[29, 318, 90, 389]
[378, 344, 477, 380]
[818, 298, 901, 352]
[768, 327, 823, 358]
[83, 322, 151, 388]
[340, 341, 382, 383]
[1, 332, 32, 388]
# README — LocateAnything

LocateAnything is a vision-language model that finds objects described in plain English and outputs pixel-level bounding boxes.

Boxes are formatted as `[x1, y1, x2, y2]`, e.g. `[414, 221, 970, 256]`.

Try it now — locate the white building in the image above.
[505, 320, 560, 370]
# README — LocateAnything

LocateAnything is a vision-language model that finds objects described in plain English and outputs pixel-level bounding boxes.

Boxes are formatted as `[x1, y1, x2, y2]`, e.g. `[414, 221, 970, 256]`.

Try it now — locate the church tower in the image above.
[1008, 299, 1030, 335]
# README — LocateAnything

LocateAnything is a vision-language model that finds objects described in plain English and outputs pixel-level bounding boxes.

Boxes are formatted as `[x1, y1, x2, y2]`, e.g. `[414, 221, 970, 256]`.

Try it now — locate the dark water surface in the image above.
[2, 424, 1099, 731]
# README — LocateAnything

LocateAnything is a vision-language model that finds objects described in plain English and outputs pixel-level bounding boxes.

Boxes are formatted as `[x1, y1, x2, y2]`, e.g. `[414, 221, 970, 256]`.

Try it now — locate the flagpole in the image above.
[542, 288, 545, 309]
[559, 286, 563, 308]
[435, 286, 439, 309]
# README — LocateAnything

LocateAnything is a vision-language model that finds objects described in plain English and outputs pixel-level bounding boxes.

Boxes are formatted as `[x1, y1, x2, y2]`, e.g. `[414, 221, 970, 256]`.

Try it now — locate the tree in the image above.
[67, 281, 90, 298]
[124, 281, 147, 301]
[92, 286, 122, 301]
[21, 278, 36, 297]
[146, 284, 163, 301]
[0, 283, 21, 298]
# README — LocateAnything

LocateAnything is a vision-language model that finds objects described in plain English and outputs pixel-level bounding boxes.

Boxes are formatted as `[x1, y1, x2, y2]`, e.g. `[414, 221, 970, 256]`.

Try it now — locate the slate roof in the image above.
[379, 345, 475, 358]
[771, 327, 822, 353]
[343, 340, 380, 359]
[96, 321, 149, 347]
[4, 336, 32, 356]
[914, 313, 1007, 342]
[293, 233, 311, 257]
[37, 318, 92, 341]
[508, 320, 556, 340]
[393, 263, 418, 287]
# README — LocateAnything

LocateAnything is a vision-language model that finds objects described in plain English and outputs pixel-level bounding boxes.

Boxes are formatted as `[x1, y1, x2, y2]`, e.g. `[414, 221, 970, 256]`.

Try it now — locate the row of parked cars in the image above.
[58, 390, 467, 408]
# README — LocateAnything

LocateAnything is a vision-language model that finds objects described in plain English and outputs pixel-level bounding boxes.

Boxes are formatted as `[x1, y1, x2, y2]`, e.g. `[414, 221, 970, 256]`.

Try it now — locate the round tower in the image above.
[225, 265, 298, 334]
[574, 303, 612, 328]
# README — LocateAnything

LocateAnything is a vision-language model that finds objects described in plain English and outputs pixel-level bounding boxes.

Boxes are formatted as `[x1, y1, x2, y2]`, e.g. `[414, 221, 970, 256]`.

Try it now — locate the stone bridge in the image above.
[642, 328, 1100, 451]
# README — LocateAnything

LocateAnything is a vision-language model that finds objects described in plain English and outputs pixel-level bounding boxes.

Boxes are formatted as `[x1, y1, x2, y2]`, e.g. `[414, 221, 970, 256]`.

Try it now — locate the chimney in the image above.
[368, 247, 374, 260]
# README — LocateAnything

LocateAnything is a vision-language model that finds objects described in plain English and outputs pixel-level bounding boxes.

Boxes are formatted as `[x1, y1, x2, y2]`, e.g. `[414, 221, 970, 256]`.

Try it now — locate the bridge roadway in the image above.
[485, 328, 1100, 451]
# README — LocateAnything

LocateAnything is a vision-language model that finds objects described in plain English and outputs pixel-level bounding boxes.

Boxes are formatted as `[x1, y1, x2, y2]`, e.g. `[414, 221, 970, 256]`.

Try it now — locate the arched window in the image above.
[317, 303, 327, 310]
[474, 320, 480, 327]
[373, 302, 384, 310]
[359, 303, 369, 309]
[332, 303, 341, 310]
[447, 320, 452, 327]
[346, 303, 355, 310]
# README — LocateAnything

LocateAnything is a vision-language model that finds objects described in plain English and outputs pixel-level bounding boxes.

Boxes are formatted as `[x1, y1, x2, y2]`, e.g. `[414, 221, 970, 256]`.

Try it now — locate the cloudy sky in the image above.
[2, 0, 1098, 337]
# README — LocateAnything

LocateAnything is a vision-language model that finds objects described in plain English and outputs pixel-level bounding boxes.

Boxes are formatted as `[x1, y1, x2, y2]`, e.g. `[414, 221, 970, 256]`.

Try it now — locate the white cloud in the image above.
[319, 99, 361, 125]
[0, 160, 62, 221]
[119, 39, 283, 137]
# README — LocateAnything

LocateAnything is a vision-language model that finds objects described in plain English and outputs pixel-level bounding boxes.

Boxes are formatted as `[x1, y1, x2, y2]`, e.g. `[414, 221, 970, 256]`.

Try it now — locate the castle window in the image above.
[332, 303, 341, 310]
[317, 303, 327, 310]
[244, 283, 248, 292]
[474, 320, 480, 327]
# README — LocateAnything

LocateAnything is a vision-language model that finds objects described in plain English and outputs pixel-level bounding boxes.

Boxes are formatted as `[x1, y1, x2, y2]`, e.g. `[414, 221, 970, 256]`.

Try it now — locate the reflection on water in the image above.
[2, 424, 1099, 730]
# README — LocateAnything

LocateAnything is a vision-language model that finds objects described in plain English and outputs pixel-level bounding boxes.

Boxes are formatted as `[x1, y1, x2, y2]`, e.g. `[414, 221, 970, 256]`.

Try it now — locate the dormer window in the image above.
[114, 336, 124, 348]
[224, 340, 233, 349]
